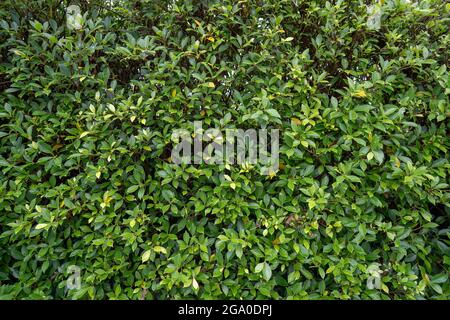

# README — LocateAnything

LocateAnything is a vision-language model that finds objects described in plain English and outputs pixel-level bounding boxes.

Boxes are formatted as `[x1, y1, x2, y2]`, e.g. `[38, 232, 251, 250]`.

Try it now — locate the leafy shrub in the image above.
[0, 0, 449, 299]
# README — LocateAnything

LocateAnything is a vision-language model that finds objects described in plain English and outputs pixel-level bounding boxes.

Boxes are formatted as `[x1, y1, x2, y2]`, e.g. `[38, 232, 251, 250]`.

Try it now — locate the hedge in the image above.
[0, 0, 449, 299]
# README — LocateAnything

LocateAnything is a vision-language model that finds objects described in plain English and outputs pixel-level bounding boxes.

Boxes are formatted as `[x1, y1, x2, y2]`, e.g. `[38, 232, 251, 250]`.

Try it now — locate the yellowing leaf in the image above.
[142, 250, 151, 263]
[53, 143, 63, 150]
[12, 49, 26, 57]
[80, 131, 89, 138]
[308, 199, 316, 209]
[207, 36, 215, 42]
[268, 169, 277, 179]
[153, 246, 167, 254]
[291, 117, 302, 125]
[255, 263, 264, 273]
[207, 82, 215, 88]
[192, 277, 199, 290]
[367, 152, 374, 161]
[107, 104, 116, 112]
[171, 88, 176, 97]
[353, 89, 367, 98]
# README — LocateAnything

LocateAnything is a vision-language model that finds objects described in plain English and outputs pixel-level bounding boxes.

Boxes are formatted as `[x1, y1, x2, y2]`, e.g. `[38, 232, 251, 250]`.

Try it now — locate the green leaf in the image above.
[373, 150, 384, 164]
[38, 142, 53, 154]
[430, 283, 443, 294]
[262, 263, 272, 281]
[127, 185, 139, 194]
[266, 108, 281, 119]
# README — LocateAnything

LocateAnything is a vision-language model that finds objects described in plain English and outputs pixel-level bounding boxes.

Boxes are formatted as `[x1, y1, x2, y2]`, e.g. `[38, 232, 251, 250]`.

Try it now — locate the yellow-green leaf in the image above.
[35, 223, 48, 230]
[142, 250, 151, 263]
[153, 246, 167, 254]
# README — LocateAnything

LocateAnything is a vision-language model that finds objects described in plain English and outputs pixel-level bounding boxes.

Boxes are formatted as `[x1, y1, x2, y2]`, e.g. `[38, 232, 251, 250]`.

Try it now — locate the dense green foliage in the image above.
[0, 0, 449, 300]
